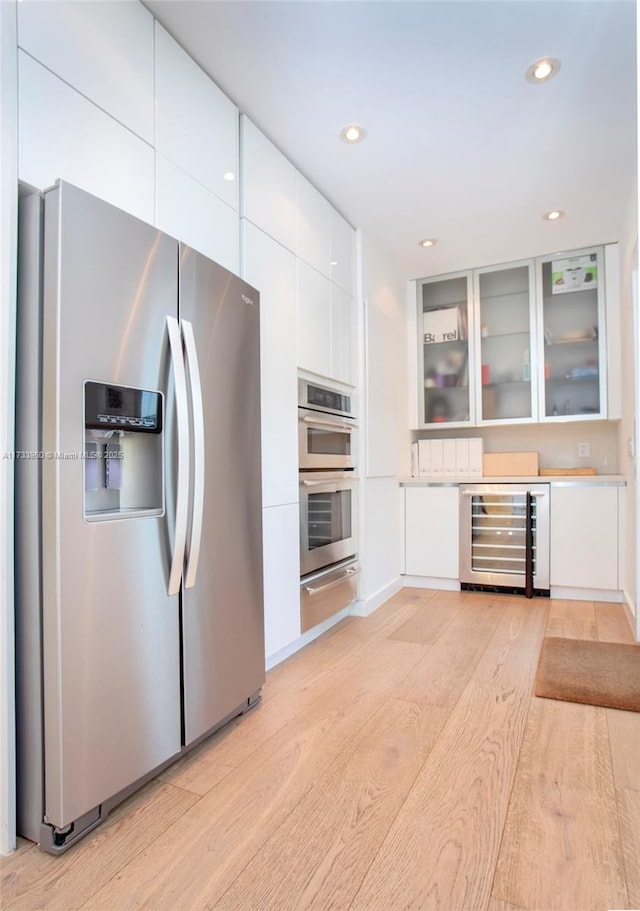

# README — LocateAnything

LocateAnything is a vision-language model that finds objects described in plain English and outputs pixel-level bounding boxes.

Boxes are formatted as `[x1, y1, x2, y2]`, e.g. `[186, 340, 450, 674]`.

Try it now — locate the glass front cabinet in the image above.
[416, 245, 608, 428]
[473, 261, 537, 423]
[536, 246, 606, 421]
[418, 272, 474, 427]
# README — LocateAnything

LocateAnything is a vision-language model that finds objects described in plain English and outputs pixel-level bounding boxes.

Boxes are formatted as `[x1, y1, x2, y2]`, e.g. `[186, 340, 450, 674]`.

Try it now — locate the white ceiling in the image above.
[144, 0, 637, 280]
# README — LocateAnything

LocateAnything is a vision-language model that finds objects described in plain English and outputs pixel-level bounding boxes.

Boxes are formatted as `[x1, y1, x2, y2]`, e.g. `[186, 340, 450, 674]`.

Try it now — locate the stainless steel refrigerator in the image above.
[15, 180, 264, 853]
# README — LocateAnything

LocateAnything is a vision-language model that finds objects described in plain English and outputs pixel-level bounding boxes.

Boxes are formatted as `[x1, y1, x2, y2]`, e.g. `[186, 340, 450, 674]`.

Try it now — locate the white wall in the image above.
[356, 231, 408, 614]
[0, 0, 17, 857]
[618, 175, 639, 636]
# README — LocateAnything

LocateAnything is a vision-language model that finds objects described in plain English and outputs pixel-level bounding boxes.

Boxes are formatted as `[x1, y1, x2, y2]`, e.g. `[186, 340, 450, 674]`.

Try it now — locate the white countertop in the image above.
[400, 474, 626, 485]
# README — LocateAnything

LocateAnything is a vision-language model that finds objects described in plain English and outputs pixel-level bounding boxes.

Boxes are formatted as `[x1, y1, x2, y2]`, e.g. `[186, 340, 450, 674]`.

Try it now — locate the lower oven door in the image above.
[299, 472, 357, 576]
[459, 484, 550, 592]
[300, 559, 360, 633]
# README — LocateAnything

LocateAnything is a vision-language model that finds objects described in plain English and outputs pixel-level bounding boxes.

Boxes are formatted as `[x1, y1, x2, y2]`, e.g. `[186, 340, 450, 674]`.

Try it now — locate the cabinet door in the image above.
[331, 283, 355, 386]
[18, 0, 154, 143]
[296, 172, 332, 277]
[475, 261, 536, 423]
[18, 52, 154, 225]
[404, 487, 459, 578]
[297, 260, 331, 379]
[262, 504, 301, 660]
[331, 210, 356, 295]
[155, 24, 238, 209]
[550, 485, 618, 589]
[242, 221, 298, 508]
[157, 156, 239, 274]
[240, 115, 297, 252]
[418, 272, 473, 427]
[537, 247, 607, 420]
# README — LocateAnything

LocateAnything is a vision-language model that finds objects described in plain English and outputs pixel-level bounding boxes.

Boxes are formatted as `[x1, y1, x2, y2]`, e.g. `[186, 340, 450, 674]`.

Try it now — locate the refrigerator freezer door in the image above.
[41, 182, 182, 829]
[179, 246, 265, 746]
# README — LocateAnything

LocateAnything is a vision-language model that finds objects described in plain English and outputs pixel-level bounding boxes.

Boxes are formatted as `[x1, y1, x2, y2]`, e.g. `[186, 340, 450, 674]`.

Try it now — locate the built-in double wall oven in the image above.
[298, 378, 359, 631]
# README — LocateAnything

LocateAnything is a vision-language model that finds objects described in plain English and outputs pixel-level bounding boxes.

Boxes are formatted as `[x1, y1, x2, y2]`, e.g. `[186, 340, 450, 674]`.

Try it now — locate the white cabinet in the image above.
[404, 487, 459, 579]
[18, 52, 154, 225]
[331, 210, 356, 295]
[536, 246, 607, 421]
[550, 484, 619, 590]
[297, 261, 332, 379]
[155, 24, 239, 210]
[157, 156, 239, 273]
[331, 283, 355, 386]
[262, 504, 301, 660]
[296, 172, 332, 277]
[18, 0, 154, 143]
[240, 115, 297, 251]
[416, 246, 613, 428]
[242, 221, 298, 508]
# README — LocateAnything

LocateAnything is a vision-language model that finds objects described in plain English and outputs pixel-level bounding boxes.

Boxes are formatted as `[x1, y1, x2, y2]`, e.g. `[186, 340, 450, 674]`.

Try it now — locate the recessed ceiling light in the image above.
[223, 172, 235, 181]
[330, 260, 338, 266]
[543, 210, 565, 221]
[418, 238, 437, 248]
[340, 124, 366, 144]
[526, 57, 561, 83]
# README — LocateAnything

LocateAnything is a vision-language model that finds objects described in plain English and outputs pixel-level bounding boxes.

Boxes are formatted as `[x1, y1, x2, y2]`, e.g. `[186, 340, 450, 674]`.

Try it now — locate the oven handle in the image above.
[301, 415, 358, 432]
[301, 477, 359, 487]
[461, 490, 547, 497]
[303, 564, 361, 596]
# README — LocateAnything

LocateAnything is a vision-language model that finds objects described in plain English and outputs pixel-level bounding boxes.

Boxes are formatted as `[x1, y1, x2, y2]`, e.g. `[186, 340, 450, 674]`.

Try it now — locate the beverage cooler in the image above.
[459, 484, 550, 596]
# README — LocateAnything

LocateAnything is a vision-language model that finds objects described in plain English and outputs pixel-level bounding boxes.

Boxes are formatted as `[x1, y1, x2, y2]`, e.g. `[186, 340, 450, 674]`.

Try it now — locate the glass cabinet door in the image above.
[418, 272, 472, 426]
[538, 247, 605, 420]
[475, 262, 535, 422]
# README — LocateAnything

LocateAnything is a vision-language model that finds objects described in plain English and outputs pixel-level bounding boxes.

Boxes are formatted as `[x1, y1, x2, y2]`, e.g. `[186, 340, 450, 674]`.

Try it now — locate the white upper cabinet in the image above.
[155, 24, 239, 210]
[331, 283, 355, 386]
[296, 172, 332, 277]
[156, 156, 239, 274]
[240, 115, 297, 252]
[297, 261, 332, 379]
[536, 246, 607, 422]
[17, 0, 154, 144]
[242, 221, 298, 509]
[18, 52, 154, 225]
[331, 210, 356, 295]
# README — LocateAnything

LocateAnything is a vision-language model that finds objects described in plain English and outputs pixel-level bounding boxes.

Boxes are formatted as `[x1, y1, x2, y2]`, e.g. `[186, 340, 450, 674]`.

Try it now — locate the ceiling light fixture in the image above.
[418, 238, 437, 248]
[543, 210, 565, 221]
[340, 124, 366, 144]
[223, 172, 235, 181]
[526, 57, 561, 83]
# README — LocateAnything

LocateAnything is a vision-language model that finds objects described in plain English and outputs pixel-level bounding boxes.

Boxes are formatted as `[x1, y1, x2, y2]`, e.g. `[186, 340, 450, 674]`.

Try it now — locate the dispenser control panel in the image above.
[84, 382, 162, 433]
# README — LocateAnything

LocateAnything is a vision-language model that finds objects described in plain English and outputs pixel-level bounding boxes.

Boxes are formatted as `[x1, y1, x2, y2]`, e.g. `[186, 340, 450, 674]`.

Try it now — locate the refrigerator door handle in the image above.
[166, 315, 190, 595]
[181, 319, 205, 589]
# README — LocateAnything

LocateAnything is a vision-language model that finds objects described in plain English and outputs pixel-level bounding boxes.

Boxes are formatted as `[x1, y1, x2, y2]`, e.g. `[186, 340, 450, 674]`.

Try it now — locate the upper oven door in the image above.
[298, 408, 355, 469]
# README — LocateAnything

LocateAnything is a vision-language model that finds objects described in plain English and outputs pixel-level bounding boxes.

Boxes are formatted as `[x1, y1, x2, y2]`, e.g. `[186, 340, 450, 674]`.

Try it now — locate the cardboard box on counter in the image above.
[483, 451, 539, 477]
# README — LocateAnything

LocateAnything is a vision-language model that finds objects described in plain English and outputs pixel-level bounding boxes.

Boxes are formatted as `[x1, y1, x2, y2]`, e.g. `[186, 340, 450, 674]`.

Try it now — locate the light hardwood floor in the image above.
[2, 589, 639, 911]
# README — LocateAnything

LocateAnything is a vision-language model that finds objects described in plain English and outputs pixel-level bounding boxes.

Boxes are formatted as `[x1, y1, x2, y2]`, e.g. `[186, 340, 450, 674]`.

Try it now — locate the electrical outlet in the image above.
[578, 442, 590, 458]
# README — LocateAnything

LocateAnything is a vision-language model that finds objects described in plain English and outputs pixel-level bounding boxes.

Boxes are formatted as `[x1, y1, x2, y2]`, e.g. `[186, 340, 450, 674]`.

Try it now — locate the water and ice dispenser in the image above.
[84, 381, 163, 520]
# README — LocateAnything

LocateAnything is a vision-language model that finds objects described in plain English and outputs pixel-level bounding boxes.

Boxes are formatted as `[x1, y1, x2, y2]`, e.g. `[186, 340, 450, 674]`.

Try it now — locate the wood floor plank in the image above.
[1, 780, 199, 911]
[349, 599, 548, 911]
[595, 601, 637, 643]
[77, 638, 427, 911]
[485, 899, 527, 911]
[545, 598, 597, 640]
[388, 596, 461, 645]
[157, 752, 235, 796]
[607, 707, 640, 906]
[492, 698, 628, 911]
[211, 697, 449, 911]
[615, 787, 640, 907]
[390, 594, 509, 708]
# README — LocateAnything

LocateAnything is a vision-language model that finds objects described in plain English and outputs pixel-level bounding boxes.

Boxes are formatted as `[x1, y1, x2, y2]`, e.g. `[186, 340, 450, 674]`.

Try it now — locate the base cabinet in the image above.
[404, 487, 459, 579]
[262, 504, 301, 660]
[549, 485, 619, 590]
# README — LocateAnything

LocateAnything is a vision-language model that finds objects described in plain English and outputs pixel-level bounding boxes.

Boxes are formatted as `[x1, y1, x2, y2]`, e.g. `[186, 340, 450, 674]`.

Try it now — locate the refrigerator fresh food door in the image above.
[41, 182, 182, 830]
[179, 246, 265, 746]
